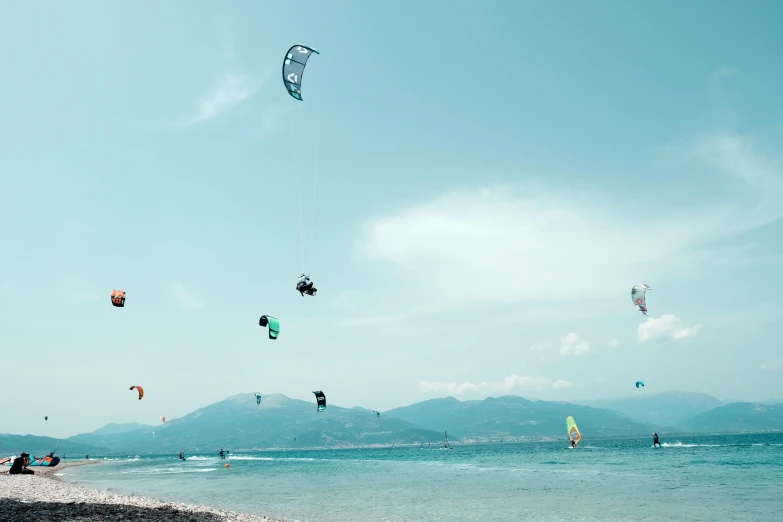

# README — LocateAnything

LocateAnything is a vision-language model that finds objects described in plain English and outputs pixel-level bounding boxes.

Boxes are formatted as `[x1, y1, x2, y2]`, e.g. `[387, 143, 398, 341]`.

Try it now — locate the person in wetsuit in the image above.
[653, 432, 662, 447]
[178, 452, 186, 461]
[219, 449, 226, 460]
[571, 439, 577, 448]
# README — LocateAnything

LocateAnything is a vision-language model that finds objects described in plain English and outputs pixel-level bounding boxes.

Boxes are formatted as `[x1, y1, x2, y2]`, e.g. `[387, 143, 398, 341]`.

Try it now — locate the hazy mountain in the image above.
[575, 392, 723, 428]
[91, 423, 154, 436]
[0, 433, 107, 457]
[679, 402, 783, 433]
[23, 392, 782, 456]
[68, 393, 444, 454]
[385, 395, 663, 439]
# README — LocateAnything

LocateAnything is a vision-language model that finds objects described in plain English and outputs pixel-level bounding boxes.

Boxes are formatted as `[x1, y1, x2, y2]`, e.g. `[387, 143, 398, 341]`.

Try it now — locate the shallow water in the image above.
[62, 433, 783, 522]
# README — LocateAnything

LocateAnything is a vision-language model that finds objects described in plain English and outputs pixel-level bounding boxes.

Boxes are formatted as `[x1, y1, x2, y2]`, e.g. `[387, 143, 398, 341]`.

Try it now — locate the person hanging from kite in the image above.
[296, 273, 317, 297]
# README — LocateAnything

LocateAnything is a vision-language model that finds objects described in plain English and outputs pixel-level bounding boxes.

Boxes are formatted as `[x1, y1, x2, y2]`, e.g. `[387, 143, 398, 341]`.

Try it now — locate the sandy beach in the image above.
[0, 460, 279, 522]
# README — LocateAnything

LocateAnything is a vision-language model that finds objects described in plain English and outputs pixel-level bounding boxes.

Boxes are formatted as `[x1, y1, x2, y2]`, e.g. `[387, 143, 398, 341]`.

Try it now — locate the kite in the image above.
[313, 390, 326, 412]
[632, 284, 652, 315]
[282, 45, 320, 101]
[111, 289, 126, 308]
[259, 316, 280, 340]
[130, 386, 144, 400]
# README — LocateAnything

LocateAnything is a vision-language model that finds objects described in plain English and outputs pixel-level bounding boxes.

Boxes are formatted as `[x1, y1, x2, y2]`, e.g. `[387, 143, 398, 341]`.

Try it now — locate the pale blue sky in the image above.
[1, 1, 781, 438]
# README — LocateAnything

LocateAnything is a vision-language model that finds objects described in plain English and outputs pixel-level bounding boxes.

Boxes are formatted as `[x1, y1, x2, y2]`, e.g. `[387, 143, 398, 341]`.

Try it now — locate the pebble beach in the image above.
[0, 461, 279, 522]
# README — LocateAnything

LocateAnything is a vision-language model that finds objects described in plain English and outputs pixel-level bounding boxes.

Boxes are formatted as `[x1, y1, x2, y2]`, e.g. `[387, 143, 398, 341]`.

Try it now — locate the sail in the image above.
[566, 416, 581, 445]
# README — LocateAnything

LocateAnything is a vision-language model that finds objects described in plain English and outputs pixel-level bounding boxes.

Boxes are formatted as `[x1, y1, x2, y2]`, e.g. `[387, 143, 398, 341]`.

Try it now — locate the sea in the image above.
[59, 433, 783, 522]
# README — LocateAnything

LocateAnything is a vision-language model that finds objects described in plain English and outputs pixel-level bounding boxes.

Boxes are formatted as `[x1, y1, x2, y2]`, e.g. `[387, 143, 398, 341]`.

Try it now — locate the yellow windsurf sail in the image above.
[566, 416, 581, 446]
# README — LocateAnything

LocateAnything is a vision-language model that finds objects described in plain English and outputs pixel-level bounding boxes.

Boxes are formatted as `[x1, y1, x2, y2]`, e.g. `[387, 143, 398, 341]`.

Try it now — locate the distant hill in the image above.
[0, 433, 107, 457]
[92, 422, 154, 436]
[576, 392, 722, 428]
[679, 402, 783, 433]
[68, 393, 444, 454]
[10, 392, 779, 455]
[385, 395, 662, 439]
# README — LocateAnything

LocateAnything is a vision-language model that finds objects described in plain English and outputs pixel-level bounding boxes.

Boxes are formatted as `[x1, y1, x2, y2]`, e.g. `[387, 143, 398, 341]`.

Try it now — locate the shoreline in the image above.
[0, 460, 279, 521]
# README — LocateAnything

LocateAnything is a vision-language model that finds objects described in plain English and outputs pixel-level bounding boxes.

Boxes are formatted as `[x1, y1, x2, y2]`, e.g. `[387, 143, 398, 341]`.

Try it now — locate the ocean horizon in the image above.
[59, 433, 783, 522]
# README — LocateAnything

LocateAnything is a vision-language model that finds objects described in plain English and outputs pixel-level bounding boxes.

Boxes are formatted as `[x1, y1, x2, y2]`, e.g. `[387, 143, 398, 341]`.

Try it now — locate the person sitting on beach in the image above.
[9, 453, 34, 475]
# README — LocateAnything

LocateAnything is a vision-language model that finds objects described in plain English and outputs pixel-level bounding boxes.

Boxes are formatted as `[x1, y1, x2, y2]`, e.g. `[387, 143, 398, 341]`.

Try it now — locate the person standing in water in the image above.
[653, 433, 662, 447]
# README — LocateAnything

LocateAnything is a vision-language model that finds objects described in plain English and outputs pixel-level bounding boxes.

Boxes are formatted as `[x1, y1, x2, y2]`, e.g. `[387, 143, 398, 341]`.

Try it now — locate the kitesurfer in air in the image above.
[653, 433, 661, 448]
[296, 273, 316, 296]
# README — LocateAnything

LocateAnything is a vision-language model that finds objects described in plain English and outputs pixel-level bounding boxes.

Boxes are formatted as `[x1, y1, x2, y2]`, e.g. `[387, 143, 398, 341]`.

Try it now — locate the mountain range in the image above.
[2, 391, 781, 455]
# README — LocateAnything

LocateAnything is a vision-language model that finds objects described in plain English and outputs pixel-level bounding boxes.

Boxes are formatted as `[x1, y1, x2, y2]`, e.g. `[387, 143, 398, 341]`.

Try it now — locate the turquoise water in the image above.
[61, 434, 783, 522]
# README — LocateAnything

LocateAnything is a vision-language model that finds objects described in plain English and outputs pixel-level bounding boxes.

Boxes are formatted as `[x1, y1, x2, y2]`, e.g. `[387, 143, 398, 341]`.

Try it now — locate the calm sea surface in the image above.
[60, 433, 783, 522]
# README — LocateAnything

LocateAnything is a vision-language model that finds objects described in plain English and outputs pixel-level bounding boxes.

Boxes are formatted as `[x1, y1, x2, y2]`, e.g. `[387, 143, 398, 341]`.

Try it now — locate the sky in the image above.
[1, 1, 781, 438]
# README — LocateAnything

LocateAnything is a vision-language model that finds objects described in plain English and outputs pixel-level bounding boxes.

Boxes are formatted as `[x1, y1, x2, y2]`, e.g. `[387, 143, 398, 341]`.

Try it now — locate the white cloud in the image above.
[182, 73, 256, 125]
[168, 282, 204, 310]
[362, 186, 694, 305]
[608, 338, 620, 348]
[361, 135, 781, 307]
[560, 333, 590, 356]
[760, 359, 783, 371]
[638, 314, 702, 344]
[691, 133, 783, 231]
[419, 374, 569, 397]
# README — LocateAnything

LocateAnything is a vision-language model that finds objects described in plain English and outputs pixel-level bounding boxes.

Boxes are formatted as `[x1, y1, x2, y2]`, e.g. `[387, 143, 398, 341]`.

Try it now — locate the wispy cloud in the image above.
[181, 73, 257, 126]
[691, 133, 783, 231]
[361, 134, 781, 307]
[608, 338, 620, 348]
[168, 282, 204, 310]
[760, 359, 783, 371]
[175, 38, 267, 126]
[560, 333, 590, 356]
[638, 314, 701, 344]
[419, 374, 571, 397]
[529, 344, 546, 352]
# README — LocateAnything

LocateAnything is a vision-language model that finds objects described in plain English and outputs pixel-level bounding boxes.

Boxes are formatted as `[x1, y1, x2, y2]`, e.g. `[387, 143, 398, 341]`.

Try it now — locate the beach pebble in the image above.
[0, 462, 276, 521]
